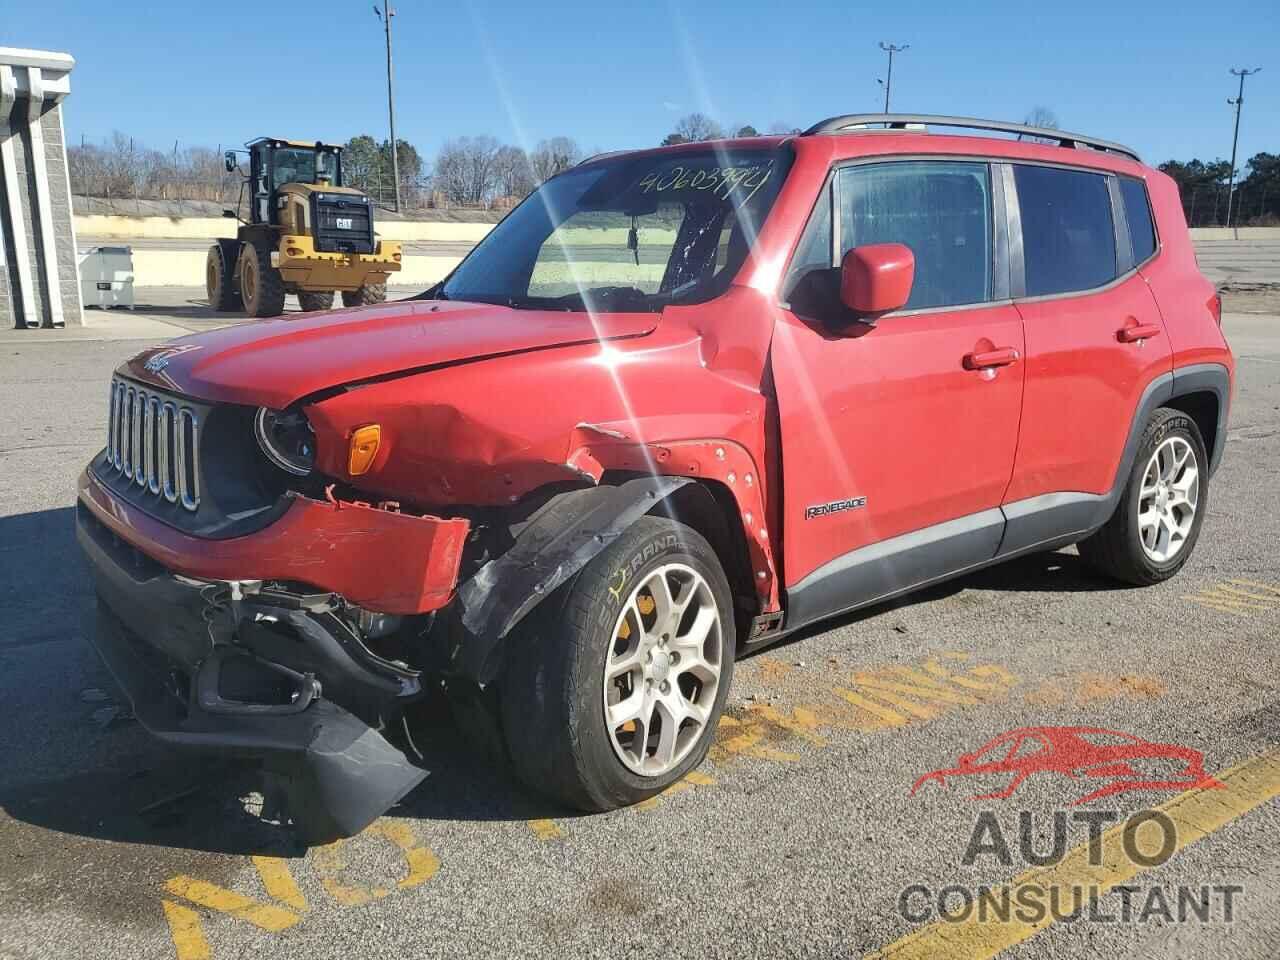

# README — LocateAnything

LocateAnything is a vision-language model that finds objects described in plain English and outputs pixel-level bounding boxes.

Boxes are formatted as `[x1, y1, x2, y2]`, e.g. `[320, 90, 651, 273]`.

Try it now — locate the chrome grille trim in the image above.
[133, 388, 146, 489]
[179, 408, 201, 511]
[105, 377, 201, 512]
[145, 396, 162, 495]
[160, 401, 178, 503]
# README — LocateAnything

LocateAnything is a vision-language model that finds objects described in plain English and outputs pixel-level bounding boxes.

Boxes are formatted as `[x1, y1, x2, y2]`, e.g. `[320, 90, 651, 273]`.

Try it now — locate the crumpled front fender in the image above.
[453, 475, 693, 683]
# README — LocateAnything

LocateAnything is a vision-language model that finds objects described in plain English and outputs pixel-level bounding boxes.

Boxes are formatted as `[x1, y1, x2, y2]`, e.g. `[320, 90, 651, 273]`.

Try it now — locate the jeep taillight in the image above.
[1209, 293, 1223, 327]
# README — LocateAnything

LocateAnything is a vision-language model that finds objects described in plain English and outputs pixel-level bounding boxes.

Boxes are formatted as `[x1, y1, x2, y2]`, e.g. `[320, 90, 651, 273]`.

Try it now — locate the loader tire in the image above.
[297, 290, 335, 312]
[341, 282, 387, 307]
[239, 242, 286, 318]
[206, 240, 242, 312]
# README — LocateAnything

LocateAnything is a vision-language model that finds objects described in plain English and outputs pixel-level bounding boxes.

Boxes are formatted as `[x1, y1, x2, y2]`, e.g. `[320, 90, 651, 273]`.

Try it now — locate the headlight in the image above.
[254, 407, 315, 476]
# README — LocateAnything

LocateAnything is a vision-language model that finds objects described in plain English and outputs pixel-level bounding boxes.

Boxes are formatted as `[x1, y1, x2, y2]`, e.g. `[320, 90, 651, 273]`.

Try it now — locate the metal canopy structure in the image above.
[803, 113, 1141, 163]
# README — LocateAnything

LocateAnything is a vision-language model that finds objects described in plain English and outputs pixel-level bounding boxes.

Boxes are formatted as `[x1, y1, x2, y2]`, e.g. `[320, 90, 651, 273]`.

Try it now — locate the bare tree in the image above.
[434, 135, 503, 205]
[1024, 107, 1060, 130]
[529, 137, 582, 184]
[673, 113, 723, 143]
[493, 145, 535, 199]
[1020, 107, 1062, 146]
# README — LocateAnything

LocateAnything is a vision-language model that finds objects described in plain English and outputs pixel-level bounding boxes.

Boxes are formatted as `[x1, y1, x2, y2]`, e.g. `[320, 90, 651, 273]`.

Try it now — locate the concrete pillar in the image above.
[0, 47, 80, 328]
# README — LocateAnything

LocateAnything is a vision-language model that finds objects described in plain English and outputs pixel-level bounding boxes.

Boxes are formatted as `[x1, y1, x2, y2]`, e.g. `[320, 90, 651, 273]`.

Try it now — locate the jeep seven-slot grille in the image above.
[106, 377, 201, 511]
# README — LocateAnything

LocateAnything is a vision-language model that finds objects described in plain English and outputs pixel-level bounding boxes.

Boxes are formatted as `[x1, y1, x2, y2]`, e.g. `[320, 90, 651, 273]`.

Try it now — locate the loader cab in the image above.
[244, 138, 344, 227]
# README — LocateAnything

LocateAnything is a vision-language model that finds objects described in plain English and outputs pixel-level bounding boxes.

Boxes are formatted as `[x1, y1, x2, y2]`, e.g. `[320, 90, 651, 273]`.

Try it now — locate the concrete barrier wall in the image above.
[1189, 227, 1280, 241]
[75, 214, 496, 244]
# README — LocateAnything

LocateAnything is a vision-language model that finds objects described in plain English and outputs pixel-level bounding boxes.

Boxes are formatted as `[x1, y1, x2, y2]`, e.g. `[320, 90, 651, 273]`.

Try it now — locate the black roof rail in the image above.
[802, 114, 1140, 163]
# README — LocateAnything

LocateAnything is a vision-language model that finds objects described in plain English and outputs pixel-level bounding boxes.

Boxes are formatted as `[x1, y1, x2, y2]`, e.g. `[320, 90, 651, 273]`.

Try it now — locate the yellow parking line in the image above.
[250, 856, 307, 912]
[163, 876, 301, 933]
[865, 747, 1280, 959]
[528, 818, 564, 841]
[161, 900, 212, 960]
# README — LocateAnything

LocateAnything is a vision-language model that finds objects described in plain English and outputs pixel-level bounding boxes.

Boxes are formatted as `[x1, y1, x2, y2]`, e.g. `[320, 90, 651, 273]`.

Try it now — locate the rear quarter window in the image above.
[1014, 165, 1117, 297]
[1119, 177, 1158, 264]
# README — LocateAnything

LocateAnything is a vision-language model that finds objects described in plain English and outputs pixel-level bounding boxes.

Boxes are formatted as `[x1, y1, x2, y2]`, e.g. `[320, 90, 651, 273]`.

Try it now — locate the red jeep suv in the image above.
[77, 114, 1233, 838]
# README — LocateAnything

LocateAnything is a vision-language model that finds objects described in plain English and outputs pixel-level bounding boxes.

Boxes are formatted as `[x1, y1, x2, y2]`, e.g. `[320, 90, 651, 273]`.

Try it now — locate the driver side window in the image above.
[838, 161, 993, 311]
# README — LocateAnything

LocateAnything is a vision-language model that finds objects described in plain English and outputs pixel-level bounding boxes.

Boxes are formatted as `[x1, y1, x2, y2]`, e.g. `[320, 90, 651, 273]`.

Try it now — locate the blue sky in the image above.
[9, 0, 1277, 170]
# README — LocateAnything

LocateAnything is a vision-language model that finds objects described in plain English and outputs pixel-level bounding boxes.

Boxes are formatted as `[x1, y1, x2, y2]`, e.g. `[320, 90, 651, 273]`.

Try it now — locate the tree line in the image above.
[68, 131, 586, 211]
[1158, 155, 1280, 227]
[67, 120, 1280, 226]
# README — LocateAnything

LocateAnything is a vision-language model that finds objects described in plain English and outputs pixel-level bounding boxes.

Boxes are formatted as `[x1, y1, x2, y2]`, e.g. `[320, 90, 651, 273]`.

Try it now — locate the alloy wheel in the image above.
[1138, 435, 1199, 563]
[602, 563, 723, 777]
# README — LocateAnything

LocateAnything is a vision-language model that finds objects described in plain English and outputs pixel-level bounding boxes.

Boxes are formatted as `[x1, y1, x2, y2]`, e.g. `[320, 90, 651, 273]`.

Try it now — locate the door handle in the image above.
[964, 347, 1020, 370]
[1118, 323, 1162, 343]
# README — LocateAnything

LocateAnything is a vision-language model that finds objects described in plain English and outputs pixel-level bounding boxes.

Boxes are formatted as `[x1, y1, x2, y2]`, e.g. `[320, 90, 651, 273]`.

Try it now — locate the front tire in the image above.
[1078, 407, 1208, 585]
[341, 282, 387, 307]
[500, 516, 735, 811]
[239, 242, 287, 318]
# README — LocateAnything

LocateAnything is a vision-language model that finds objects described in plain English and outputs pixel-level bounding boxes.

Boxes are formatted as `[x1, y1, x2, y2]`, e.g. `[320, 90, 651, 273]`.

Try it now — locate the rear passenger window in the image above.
[838, 161, 992, 310]
[1014, 165, 1116, 297]
[1119, 177, 1157, 264]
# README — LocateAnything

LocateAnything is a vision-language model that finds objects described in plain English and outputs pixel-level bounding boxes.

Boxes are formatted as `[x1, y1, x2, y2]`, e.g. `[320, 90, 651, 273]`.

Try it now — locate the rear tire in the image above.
[297, 290, 335, 312]
[206, 240, 242, 312]
[239, 242, 286, 318]
[1078, 407, 1208, 585]
[500, 516, 735, 812]
[341, 282, 387, 307]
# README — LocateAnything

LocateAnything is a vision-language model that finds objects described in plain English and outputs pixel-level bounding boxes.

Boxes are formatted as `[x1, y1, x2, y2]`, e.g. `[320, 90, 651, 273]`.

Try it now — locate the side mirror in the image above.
[840, 243, 914, 320]
[224, 151, 237, 173]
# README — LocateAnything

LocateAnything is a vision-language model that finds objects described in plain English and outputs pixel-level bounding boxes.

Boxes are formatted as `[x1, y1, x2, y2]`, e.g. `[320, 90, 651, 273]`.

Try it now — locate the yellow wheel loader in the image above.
[208, 138, 402, 318]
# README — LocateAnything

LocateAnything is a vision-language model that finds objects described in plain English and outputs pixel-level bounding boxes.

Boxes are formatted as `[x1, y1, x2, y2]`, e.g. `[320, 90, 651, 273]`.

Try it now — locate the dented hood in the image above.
[121, 299, 658, 408]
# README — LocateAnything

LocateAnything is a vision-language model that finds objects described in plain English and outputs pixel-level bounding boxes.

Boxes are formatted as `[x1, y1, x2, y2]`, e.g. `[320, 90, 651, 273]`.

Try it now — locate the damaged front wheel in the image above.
[499, 517, 735, 811]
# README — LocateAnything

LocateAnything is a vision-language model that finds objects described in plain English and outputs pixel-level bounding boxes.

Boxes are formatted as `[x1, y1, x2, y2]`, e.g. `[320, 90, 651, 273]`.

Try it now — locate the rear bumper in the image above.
[76, 476, 444, 840]
[79, 466, 469, 615]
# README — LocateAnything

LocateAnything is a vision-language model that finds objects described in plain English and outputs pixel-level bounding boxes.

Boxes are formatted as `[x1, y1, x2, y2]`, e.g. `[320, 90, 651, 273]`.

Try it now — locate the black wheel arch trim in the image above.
[1169, 362, 1230, 478]
[453, 475, 693, 683]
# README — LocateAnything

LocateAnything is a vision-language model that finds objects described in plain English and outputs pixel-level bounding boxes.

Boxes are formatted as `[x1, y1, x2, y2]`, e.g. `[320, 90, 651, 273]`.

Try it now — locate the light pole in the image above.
[879, 42, 908, 114]
[374, 4, 401, 213]
[1225, 67, 1260, 234]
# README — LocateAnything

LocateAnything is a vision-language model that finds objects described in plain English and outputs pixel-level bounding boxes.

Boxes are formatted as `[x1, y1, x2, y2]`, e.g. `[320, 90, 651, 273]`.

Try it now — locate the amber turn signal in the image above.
[348, 424, 381, 475]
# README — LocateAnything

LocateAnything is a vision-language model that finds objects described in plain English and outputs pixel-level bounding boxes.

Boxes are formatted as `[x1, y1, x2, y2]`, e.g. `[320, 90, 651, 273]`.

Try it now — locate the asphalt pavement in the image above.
[1, 305, 1277, 960]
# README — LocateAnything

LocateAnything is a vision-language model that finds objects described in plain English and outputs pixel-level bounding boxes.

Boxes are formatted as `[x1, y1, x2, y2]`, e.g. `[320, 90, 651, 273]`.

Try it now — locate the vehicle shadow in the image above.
[0, 507, 1123, 854]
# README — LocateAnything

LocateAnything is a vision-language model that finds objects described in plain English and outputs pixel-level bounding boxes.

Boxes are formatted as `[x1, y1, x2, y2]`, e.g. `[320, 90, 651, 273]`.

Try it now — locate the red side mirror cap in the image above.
[840, 243, 915, 318]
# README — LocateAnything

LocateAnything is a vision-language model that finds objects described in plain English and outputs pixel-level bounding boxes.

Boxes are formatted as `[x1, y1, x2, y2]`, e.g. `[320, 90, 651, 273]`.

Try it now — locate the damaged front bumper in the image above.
[76, 469, 470, 840]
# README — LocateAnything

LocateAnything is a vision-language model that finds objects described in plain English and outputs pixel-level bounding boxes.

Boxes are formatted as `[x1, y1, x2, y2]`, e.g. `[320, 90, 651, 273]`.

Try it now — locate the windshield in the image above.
[273, 147, 338, 186]
[440, 145, 792, 312]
